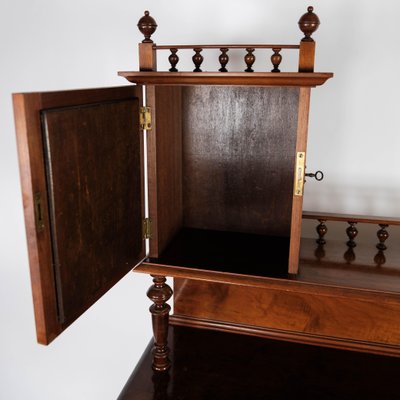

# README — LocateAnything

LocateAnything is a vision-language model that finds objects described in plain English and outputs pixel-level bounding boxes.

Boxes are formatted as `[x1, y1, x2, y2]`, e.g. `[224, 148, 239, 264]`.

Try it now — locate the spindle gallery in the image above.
[12, 6, 400, 399]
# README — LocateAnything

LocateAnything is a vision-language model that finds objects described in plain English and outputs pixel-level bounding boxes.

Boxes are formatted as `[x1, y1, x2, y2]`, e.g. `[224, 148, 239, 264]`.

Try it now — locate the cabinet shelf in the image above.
[118, 71, 333, 87]
[144, 228, 289, 278]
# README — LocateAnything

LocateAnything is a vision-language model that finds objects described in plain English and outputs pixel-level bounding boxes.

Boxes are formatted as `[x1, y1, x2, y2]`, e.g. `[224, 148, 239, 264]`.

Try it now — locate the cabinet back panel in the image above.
[182, 86, 299, 237]
[42, 99, 144, 324]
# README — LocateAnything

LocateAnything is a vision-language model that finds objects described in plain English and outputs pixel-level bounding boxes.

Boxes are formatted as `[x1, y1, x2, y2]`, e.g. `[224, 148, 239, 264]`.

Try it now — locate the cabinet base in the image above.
[118, 325, 400, 400]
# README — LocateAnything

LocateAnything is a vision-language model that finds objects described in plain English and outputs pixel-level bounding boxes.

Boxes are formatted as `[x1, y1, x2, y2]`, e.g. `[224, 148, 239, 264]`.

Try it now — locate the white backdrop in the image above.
[0, 1, 399, 399]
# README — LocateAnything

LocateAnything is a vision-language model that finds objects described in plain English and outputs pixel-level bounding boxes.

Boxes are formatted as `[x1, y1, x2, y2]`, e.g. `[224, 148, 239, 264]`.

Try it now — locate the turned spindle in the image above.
[376, 224, 389, 250]
[314, 244, 326, 261]
[168, 48, 179, 72]
[346, 222, 358, 248]
[298, 6, 320, 42]
[316, 219, 327, 245]
[147, 275, 173, 372]
[271, 48, 282, 73]
[138, 10, 158, 43]
[244, 48, 255, 72]
[344, 247, 356, 263]
[192, 48, 204, 72]
[219, 48, 229, 72]
[374, 249, 386, 267]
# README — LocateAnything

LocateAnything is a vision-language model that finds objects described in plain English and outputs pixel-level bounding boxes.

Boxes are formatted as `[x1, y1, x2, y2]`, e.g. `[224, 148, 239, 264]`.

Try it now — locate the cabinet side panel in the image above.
[147, 86, 183, 257]
[182, 86, 299, 237]
[289, 87, 311, 274]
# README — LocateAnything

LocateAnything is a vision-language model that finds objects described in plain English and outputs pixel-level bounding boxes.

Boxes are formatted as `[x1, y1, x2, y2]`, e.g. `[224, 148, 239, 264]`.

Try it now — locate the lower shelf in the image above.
[118, 326, 400, 400]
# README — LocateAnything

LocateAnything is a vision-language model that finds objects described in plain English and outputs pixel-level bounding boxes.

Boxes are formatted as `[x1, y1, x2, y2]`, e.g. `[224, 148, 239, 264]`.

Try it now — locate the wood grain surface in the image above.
[13, 86, 144, 343]
[182, 86, 299, 237]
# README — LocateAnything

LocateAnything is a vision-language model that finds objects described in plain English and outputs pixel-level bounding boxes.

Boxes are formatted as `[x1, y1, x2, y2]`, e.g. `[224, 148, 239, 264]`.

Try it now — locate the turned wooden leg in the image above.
[147, 275, 173, 372]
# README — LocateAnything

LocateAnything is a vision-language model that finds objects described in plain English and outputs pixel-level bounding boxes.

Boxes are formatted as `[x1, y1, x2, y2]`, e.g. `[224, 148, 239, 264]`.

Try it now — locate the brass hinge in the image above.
[143, 217, 152, 239]
[139, 106, 152, 130]
[294, 152, 305, 196]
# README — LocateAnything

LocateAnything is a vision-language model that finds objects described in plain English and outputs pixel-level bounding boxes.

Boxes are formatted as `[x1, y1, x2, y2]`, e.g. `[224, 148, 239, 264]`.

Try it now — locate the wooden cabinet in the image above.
[13, 7, 400, 397]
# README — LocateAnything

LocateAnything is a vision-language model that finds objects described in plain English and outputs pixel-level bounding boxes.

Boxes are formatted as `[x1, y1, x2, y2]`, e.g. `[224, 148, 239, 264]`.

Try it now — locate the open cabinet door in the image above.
[13, 86, 145, 344]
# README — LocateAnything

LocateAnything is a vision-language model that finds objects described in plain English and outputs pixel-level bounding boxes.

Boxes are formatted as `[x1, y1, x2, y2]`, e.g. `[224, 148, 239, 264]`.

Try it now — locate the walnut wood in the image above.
[139, 43, 157, 71]
[137, 234, 400, 299]
[168, 48, 179, 72]
[118, 325, 400, 399]
[192, 48, 203, 72]
[377, 224, 389, 250]
[218, 48, 229, 72]
[303, 211, 400, 225]
[298, 6, 320, 42]
[146, 86, 183, 258]
[137, 10, 157, 43]
[346, 222, 358, 247]
[244, 48, 255, 72]
[147, 276, 173, 371]
[271, 47, 282, 72]
[298, 41, 316, 72]
[299, 238, 400, 293]
[288, 87, 311, 274]
[182, 86, 299, 238]
[173, 278, 400, 357]
[155, 44, 300, 50]
[118, 71, 334, 87]
[13, 86, 144, 344]
[316, 219, 327, 244]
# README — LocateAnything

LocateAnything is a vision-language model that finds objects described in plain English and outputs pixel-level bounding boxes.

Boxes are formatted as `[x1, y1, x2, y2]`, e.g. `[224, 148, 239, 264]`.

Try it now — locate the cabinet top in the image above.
[118, 71, 333, 87]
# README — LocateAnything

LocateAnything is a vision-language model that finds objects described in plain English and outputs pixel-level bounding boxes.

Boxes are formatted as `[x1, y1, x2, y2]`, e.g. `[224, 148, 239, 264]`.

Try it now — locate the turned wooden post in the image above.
[346, 222, 358, 248]
[271, 48, 282, 72]
[219, 48, 229, 72]
[138, 11, 157, 71]
[298, 6, 319, 72]
[192, 48, 204, 72]
[316, 219, 327, 245]
[244, 48, 255, 72]
[168, 48, 179, 72]
[376, 224, 389, 250]
[147, 275, 173, 372]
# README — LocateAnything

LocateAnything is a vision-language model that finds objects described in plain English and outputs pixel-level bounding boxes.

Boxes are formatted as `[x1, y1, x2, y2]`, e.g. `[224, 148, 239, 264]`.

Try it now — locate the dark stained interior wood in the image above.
[139, 233, 400, 296]
[146, 228, 289, 278]
[147, 86, 183, 257]
[118, 325, 400, 400]
[42, 99, 144, 325]
[182, 86, 299, 237]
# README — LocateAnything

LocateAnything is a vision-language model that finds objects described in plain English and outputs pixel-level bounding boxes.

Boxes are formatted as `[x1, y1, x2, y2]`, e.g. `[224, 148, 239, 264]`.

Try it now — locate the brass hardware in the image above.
[143, 217, 152, 239]
[305, 170, 324, 181]
[34, 192, 45, 232]
[294, 152, 305, 196]
[140, 106, 152, 130]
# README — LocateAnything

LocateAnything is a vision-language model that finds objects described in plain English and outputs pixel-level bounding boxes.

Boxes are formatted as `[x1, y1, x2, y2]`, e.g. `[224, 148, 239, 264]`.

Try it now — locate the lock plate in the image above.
[294, 152, 305, 196]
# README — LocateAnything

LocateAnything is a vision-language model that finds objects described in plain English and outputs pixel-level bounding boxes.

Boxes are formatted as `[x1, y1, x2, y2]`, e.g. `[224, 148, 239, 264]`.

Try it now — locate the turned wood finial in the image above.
[298, 6, 320, 42]
[138, 10, 158, 43]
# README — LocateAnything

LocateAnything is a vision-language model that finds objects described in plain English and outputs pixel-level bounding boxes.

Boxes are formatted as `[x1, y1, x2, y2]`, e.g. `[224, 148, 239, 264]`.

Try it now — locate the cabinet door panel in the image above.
[13, 86, 144, 344]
